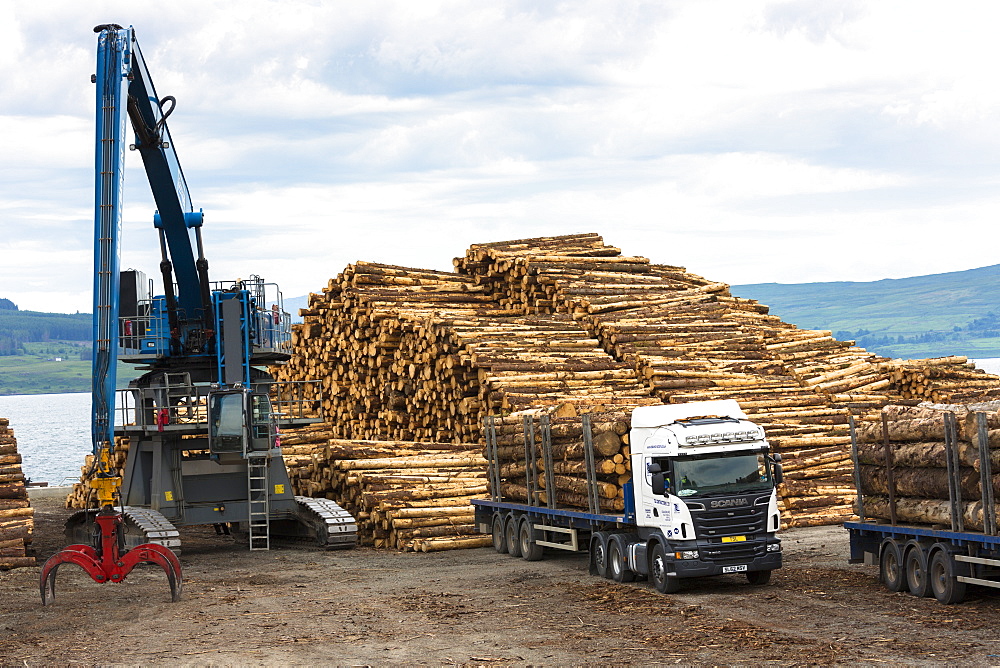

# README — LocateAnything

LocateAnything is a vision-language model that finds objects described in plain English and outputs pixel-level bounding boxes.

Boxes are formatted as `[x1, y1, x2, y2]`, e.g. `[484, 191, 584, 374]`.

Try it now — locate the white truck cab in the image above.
[624, 400, 783, 589]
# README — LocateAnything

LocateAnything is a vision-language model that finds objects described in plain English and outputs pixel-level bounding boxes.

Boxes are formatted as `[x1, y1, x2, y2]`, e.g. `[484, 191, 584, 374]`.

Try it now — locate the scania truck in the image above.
[473, 399, 783, 593]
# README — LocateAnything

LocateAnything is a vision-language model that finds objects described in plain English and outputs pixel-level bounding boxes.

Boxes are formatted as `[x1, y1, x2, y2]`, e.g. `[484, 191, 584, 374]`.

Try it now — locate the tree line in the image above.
[0, 310, 92, 356]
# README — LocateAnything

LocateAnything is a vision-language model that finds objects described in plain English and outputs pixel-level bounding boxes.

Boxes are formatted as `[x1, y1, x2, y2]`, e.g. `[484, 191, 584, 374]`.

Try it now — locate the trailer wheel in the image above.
[746, 570, 771, 586]
[589, 532, 610, 578]
[608, 536, 635, 583]
[904, 543, 931, 598]
[518, 518, 544, 561]
[505, 514, 522, 558]
[929, 549, 967, 604]
[649, 543, 680, 594]
[879, 540, 905, 592]
[491, 514, 508, 554]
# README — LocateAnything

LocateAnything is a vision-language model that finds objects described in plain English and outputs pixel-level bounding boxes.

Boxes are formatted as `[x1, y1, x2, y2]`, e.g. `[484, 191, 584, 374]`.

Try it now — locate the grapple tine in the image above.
[119, 543, 184, 602]
[38, 545, 103, 606]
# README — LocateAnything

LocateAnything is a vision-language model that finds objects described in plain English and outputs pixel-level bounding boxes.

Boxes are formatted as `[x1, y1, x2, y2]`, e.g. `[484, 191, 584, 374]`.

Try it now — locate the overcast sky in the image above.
[3, 1, 1000, 313]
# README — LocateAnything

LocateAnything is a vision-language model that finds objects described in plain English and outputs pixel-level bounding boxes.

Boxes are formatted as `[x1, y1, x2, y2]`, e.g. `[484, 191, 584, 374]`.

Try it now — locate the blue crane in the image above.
[40, 25, 355, 605]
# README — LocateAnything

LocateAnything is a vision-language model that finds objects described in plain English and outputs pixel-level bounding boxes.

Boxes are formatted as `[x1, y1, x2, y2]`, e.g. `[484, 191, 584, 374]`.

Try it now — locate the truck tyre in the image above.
[505, 514, 522, 558]
[879, 540, 905, 592]
[518, 518, 544, 561]
[904, 543, 931, 598]
[649, 543, 680, 594]
[589, 532, 610, 578]
[746, 570, 771, 586]
[491, 514, 508, 554]
[608, 536, 636, 583]
[929, 549, 967, 605]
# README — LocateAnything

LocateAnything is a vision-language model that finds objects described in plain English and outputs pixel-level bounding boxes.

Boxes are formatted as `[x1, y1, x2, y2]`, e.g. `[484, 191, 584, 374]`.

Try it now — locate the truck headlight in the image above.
[766, 543, 781, 552]
[674, 550, 699, 560]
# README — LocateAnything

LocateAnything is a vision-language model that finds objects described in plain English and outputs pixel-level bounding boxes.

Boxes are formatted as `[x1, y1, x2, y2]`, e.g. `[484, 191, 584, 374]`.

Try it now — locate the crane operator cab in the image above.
[208, 388, 278, 456]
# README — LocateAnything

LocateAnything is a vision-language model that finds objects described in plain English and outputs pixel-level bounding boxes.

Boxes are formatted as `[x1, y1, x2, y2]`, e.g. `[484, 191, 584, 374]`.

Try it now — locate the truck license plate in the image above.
[721, 535, 746, 543]
[722, 565, 748, 573]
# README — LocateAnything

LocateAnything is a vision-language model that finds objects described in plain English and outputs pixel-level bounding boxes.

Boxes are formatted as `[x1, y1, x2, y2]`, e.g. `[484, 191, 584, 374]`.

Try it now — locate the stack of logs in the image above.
[0, 419, 35, 569]
[272, 259, 660, 444]
[485, 408, 634, 512]
[280, 424, 490, 551]
[882, 357, 1000, 404]
[855, 403, 1000, 529]
[267, 233, 1000, 531]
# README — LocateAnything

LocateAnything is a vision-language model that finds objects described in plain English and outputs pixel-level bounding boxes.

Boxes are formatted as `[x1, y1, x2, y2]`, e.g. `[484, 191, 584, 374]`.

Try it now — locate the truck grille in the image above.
[689, 504, 767, 563]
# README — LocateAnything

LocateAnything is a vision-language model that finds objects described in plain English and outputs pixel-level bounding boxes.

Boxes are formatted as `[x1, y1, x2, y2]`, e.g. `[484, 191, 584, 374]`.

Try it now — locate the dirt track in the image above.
[2, 497, 1000, 666]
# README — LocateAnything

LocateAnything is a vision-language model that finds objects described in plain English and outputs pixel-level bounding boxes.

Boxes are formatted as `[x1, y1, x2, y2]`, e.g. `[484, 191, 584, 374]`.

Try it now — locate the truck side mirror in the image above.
[652, 472, 665, 496]
[773, 461, 784, 486]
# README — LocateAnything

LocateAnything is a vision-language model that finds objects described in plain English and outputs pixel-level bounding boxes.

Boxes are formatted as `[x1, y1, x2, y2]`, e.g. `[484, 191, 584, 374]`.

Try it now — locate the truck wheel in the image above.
[929, 550, 967, 604]
[608, 537, 635, 583]
[518, 518, 544, 561]
[505, 515, 522, 558]
[746, 570, 771, 586]
[879, 540, 905, 592]
[904, 544, 930, 597]
[491, 514, 508, 554]
[649, 543, 680, 594]
[589, 532, 610, 578]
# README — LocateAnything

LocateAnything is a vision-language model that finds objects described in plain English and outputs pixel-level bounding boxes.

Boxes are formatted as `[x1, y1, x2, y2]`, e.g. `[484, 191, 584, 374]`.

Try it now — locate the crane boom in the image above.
[91, 25, 130, 459]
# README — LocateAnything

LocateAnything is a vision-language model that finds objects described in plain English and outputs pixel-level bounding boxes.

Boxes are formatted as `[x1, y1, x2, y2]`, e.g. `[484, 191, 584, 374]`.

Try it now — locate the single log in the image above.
[0, 557, 36, 569]
[857, 464, 995, 499]
[417, 535, 494, 552]
[390, 515, 477, 529]
[862, 495, 995, 531]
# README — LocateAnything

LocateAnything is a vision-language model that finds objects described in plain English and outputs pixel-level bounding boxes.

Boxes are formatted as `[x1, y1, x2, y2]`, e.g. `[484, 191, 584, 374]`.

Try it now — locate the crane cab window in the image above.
[208, 392, 245, 453]
[248, 394, 277, 451]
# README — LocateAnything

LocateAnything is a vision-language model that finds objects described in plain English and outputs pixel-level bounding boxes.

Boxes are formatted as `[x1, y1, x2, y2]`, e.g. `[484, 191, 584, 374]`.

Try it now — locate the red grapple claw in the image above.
[40, 508, 182, 605]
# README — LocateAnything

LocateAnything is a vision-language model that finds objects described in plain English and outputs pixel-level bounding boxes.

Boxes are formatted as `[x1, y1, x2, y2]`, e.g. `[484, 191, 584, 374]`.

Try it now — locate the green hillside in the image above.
[0, 342, 141, 395]
[0, 306, 92, 355]
[732, 264, 1000, 359]
[0, 302, 141, 394]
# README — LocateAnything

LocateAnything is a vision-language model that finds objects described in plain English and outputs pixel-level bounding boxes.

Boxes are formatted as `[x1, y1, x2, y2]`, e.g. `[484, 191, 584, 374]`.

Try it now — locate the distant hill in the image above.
[732, 264, 1000, 359]
[0, 302, 134, 395]
[283, 295, 308, 323]
[0, 306, 91, 356]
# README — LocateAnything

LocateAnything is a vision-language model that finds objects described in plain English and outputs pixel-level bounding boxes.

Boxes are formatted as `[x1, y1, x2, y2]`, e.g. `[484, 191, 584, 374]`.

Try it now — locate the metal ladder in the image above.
[247, 457, 270, 551]
[163, 372, 193, 420]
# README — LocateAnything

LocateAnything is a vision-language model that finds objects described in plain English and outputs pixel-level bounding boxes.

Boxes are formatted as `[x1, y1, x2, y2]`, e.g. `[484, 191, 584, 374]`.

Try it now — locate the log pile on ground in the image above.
[855, 402, 1000, 529]
[881, 357, 1000, 404]
[272, 258, 659, 444]
[280, 426, 489, 550]
[271, 234, 1000, 530]
[0, 419, 35, 569]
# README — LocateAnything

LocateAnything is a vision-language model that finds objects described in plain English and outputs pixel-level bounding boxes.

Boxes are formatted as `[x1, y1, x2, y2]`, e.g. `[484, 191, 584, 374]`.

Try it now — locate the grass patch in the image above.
[0, 342, 142, 395]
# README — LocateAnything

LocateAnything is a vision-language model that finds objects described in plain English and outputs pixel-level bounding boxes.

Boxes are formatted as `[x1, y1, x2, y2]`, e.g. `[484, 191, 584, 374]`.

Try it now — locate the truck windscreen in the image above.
[673, 452, 772, 497]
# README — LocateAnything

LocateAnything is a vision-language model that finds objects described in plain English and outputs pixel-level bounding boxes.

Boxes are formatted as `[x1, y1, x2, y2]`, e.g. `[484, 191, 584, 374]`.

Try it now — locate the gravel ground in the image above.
[2, 496, 1000, 666]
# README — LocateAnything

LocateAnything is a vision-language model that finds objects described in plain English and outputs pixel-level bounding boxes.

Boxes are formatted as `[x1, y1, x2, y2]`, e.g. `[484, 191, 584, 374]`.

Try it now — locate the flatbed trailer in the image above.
[845, 409, 1000, 604]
